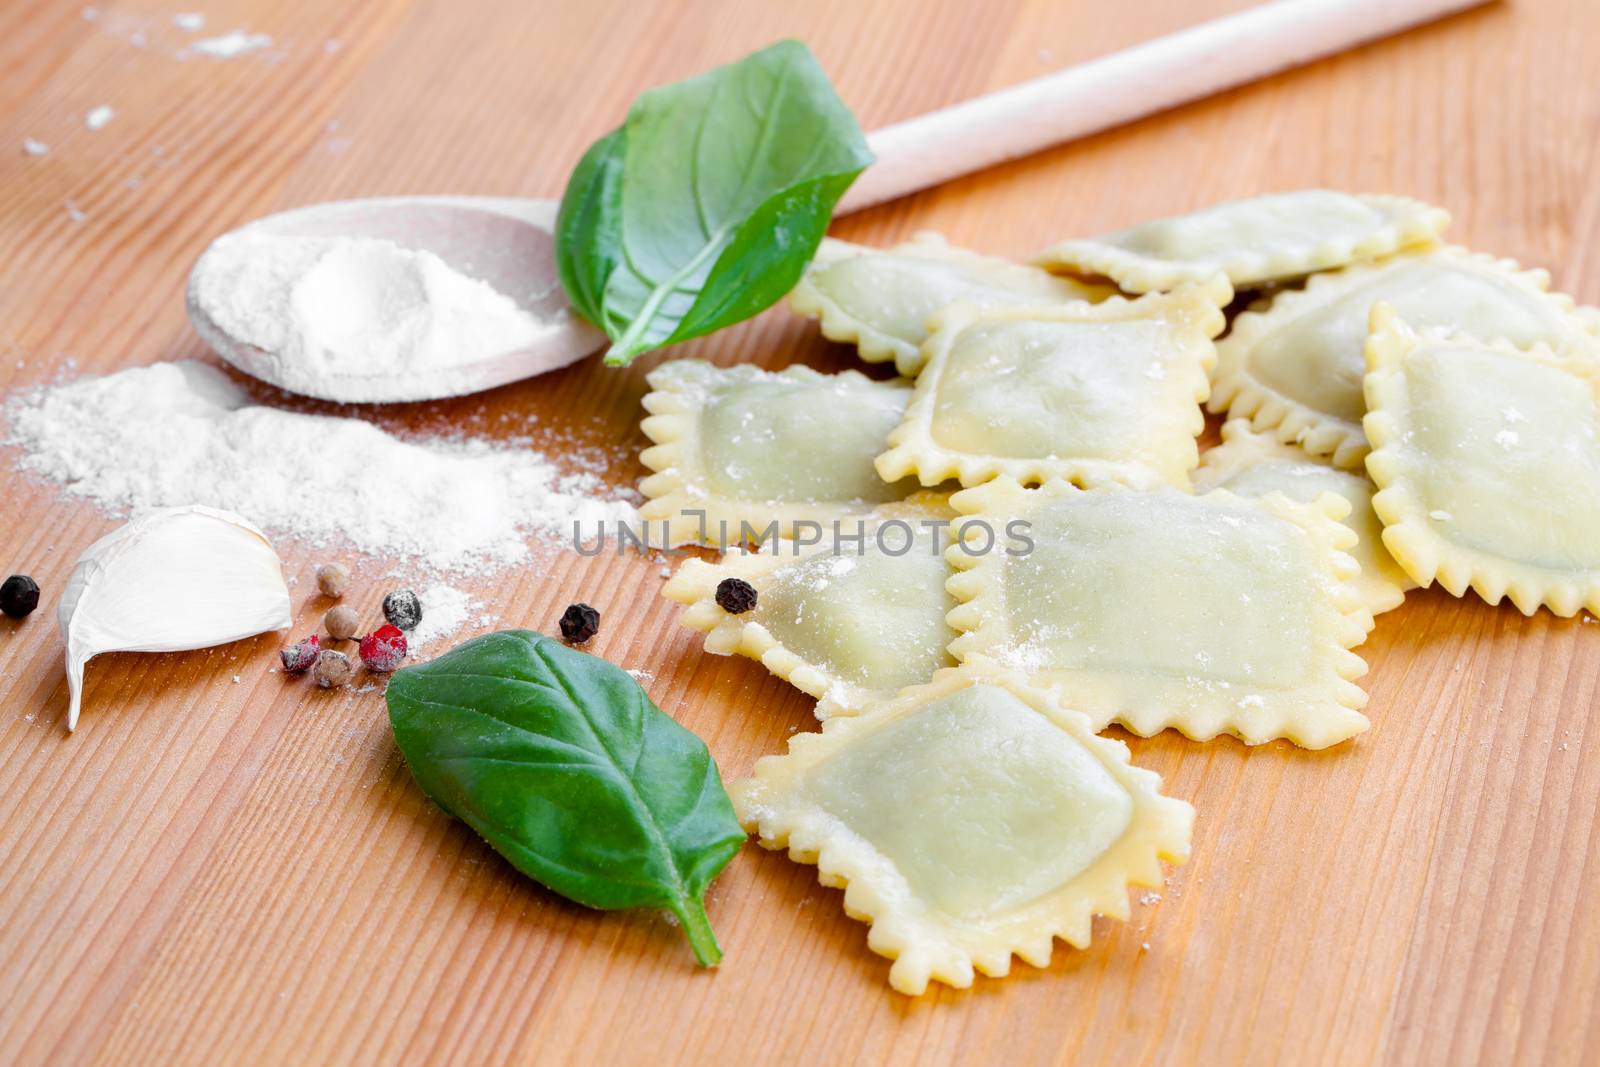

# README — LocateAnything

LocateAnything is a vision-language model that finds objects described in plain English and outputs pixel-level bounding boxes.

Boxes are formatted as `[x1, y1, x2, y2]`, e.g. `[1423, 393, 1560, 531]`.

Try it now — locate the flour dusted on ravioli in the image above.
[875, 281, 1227, 490]
[1364, 306, 1600, 616]
[1034, 190, 1448, 294]
[1211, 248, 1600, 468]
[663, 495, 957, 717]
[639, 361, 918, 546]
[790, 235, 1111, 376]
[947, 479, 1372, 748]
[1193, 420, 1413, 615]
[731, 660, 1192, 995]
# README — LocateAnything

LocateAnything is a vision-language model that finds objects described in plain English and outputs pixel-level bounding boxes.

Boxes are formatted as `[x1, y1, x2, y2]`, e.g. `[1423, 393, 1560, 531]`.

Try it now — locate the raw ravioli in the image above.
[947, 479, 1373, 748]
[1363, 306, 1600, 616]
[1034, 190, 1448, 294]
[663, 495, 957, 717]
[639, 361, 917, 546]
[789, 234, 1112, 376]
[1211, 248, 1600, 467]
[731, 659, 1192, 994]
[875, 281, 1227, 490]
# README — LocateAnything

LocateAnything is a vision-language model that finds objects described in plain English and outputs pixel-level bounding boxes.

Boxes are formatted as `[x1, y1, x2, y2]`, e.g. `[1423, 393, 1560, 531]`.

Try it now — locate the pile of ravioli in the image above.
[638, 190, 1600, 995]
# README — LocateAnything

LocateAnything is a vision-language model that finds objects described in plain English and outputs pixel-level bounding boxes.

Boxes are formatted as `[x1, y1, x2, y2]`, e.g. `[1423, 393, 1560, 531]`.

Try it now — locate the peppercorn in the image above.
[359, 624, 408, 672]
[715, 578, 758, 615]
[382, 589, 422, 631]
[313, 649, 355, 688]
[559, 603, 600, 643]
[315, 562, 349, 598]
[1, 574, 40, 619]
[324, 605, 360, 640]
[280, 635, 321, 673]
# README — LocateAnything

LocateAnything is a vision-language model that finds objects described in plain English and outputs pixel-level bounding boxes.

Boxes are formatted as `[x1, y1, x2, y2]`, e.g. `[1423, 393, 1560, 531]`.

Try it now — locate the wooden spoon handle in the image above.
[838, 0, 1493, 214]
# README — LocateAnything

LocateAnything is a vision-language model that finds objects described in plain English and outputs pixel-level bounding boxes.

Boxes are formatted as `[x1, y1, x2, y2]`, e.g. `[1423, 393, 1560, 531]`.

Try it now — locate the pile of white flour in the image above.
[190, 231, 552, 394]
[4, 361, 636, 573]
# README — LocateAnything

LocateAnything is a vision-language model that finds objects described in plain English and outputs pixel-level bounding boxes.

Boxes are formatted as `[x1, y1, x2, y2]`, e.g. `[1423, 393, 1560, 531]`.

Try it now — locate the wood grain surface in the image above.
[1, 1, 1597, 1064]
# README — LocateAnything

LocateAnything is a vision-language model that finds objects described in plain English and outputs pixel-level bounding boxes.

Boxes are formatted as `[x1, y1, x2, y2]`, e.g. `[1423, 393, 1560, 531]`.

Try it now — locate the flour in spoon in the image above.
[190, 231, 553, 397]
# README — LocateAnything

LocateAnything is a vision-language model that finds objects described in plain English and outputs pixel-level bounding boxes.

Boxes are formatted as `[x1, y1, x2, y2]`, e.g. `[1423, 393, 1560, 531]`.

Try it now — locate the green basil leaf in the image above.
[385, 630, 746, 966]
[554, 129, 625, 329]
[555, 39, 873, 366]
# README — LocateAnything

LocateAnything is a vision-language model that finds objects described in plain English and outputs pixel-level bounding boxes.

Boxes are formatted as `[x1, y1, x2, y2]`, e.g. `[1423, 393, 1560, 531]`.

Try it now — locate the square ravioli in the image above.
[947, 479, 1372, 748]
[639, 361, 918, 547]
[731, 660, 1193, 995]
[874, 281, 1227, 489]
[1033, 189, 1448, 294]
[1193, 419, 1415, 615]
[1364, 306, 1600, 616]
[662, 495, 958, 718]
[789, 234, 1113, 376]
[1211, 248, 1600, 468]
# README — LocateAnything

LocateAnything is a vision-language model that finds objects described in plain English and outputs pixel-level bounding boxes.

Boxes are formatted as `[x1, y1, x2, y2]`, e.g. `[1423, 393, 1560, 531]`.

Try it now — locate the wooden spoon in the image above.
[187, 0, 1488, 404]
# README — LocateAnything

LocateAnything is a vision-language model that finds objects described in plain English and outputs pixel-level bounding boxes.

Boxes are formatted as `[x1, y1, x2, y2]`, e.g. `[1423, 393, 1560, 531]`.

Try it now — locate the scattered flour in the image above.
[172, 12, 205, 31]
[84, 106, 115, 130]
[189, 31, 272, 58]
[4, 361, 637, 573]
[190, 232, 555, 395]
[23, 139, 48, 156]
[409, 584, 474, 650]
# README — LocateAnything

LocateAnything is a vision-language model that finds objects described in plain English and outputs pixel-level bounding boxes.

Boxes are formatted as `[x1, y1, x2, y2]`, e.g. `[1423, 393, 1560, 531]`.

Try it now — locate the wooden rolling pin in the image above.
[839, 0, 1495, 213]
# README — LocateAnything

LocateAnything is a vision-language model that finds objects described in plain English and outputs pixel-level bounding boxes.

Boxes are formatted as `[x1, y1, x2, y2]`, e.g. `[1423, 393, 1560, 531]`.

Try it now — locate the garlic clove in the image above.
[58, 505, 292, 730]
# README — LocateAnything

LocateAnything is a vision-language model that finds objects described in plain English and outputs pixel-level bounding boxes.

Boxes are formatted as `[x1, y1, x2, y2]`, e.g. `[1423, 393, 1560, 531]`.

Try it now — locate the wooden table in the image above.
[2, 1, 1597, 1063]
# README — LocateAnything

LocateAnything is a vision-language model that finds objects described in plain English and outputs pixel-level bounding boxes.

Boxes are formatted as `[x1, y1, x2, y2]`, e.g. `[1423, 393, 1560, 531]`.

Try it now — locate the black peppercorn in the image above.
[559, 602, 600, 643]
[383, 589, 423, 631]
[714, 578, 758, 614]
[1, 574, 40, 619]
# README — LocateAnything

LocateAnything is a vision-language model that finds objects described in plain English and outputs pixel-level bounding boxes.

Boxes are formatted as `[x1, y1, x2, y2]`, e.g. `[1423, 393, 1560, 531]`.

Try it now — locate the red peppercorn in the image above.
[280, 635, 321, 673]
[359, 624, 408, 672]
